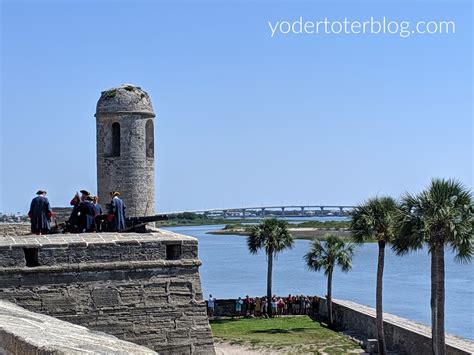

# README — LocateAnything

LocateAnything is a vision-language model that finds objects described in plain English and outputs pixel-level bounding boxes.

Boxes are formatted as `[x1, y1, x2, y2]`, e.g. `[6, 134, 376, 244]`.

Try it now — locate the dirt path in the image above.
[214, 342, 281, 355]
[214, 341, 367, 355]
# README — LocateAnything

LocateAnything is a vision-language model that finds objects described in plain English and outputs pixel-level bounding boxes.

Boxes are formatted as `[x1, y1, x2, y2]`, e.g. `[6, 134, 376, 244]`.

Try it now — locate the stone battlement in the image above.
[0, 300, 157, 354]
[0, 229, 215, 354]
[0, 230, 198, 268]
[0, 223, 30, 237]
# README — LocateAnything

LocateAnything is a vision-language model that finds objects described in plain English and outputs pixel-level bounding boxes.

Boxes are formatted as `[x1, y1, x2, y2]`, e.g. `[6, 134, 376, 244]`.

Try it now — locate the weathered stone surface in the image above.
[95, 84, 155, 217]
[0, 230, 215, 354]
[96, 84, 154, 116]
[0, 300, 156, 354]
[314, 298, 473, 355]
[0, 223, 30, 237]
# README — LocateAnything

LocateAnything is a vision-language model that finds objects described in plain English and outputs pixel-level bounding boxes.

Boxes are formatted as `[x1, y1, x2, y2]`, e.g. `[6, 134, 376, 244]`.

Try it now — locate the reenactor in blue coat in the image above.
[28, 190, 52, 235]
[109, 191, 126, 231]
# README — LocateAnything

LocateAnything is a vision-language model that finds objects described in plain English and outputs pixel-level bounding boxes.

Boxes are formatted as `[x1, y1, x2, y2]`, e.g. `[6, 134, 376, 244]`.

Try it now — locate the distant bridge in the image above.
[162, 205, 356, 218]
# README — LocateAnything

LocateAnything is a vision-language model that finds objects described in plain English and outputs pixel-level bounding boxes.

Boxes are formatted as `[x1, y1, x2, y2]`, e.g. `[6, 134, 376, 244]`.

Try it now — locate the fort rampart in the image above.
[0, 300, 157, 354]
[0, 230, 215, 354]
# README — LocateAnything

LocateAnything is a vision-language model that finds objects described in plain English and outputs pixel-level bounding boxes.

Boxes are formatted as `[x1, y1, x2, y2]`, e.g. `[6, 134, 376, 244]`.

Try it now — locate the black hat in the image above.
[111, 191, 120, 197]
[36, 190, 46, 195]
[80, 190, 90, 196]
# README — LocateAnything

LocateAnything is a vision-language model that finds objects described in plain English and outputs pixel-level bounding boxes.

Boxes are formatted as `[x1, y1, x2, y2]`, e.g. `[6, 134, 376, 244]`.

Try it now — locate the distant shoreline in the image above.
[206, 227, 354, 241]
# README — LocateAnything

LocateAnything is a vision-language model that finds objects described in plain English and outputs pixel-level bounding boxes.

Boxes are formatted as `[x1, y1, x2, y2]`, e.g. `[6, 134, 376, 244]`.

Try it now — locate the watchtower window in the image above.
[166, 244, 181, 260]
[112, 122, 121, 157]
[23, 248, 39, 267]
[145, 120, 154, 158]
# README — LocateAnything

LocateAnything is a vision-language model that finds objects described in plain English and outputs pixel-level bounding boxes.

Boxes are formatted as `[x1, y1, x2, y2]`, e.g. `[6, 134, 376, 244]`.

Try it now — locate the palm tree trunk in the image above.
[431, 246, 438, 354]
[376, 241, 387, 355]
[434, 245, 446, 354]
[267, 249, 273, 317]
[327, 267, 333, 327]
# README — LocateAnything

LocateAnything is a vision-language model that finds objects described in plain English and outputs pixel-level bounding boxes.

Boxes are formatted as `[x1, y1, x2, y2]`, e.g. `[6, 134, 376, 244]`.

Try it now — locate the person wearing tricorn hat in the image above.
[109, 191, 126, 231]
[80, 190, 90, 201]
[78, 194, 96, 232]
[28, 190, 53, 235]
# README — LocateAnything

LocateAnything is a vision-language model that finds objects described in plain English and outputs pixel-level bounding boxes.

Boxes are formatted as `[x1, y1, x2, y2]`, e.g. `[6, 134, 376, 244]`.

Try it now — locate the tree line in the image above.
[246, 178, 473, 355]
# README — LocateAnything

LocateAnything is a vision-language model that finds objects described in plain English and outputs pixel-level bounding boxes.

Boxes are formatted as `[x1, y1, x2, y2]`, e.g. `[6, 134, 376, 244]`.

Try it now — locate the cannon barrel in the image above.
[125, 214, 169, 223]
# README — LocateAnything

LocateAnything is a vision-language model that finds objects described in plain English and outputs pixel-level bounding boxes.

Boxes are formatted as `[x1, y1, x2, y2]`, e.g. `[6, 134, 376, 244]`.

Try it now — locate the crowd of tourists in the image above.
[28, 189, 126, 235]
[207, 294, 321, 318]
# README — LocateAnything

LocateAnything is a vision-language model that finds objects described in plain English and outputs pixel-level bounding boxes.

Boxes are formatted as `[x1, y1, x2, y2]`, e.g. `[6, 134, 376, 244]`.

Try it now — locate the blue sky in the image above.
[1, 0, 472, 213]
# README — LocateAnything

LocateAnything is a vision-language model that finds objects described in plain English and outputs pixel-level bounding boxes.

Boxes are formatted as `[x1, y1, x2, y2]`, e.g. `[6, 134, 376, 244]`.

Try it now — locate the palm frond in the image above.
[247, 218, 294, 256]
[393, 178, 473, 262]
[304, 235, 354, 276]
[350, 196, 398, 244]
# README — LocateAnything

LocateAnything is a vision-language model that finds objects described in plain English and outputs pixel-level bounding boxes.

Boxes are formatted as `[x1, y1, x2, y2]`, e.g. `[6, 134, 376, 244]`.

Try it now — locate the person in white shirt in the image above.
[235, 297, 244, 316]
[207, 294, 216, 317]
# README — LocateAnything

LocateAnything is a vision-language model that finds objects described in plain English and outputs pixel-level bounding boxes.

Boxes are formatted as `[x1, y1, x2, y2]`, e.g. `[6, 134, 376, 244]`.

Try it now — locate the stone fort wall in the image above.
[0, 300, 157, 354]
[315, 299, 474, 355]
[0, 230, 215, 354]
[0, 223, 30, 237]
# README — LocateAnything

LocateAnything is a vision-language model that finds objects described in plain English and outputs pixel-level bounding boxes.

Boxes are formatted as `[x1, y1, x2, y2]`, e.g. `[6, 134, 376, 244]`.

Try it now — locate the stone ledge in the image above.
[0, 229, 197, 249]
[0, 230, 199, 268]
[0, 300, 156, 354]
[0, 259, 202, 274]
[334, 299, 474, 351]
[330, 299, 474, 354]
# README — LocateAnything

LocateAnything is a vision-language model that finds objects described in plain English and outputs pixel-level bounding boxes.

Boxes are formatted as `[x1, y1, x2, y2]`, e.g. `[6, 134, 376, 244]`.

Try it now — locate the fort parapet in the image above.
[0, 300, 157, 354]
[0, 230, 215, 354]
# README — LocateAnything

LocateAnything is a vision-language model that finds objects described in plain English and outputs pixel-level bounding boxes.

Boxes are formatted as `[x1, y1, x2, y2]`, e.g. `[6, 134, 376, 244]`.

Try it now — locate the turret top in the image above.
[96, 84, 155, 117]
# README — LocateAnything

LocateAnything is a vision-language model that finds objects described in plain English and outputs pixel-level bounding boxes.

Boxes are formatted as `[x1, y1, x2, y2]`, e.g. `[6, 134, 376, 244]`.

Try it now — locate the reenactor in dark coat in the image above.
[28, 190, 52, 235]
[109, 191, 126, 231]
[79, 195, 96, 232]
[68, 192, 81, 232]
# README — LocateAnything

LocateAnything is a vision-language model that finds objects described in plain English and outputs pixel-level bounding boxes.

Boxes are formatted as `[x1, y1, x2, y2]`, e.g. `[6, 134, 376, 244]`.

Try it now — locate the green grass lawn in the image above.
[210, 316, 363, 354]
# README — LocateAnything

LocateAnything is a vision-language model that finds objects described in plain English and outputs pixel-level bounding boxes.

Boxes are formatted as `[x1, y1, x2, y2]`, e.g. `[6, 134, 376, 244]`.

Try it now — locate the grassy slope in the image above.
[210, 316, 362, 354]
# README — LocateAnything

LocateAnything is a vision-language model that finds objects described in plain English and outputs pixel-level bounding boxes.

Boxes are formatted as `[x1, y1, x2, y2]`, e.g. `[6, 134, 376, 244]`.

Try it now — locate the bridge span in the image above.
[162, 205, 356, 218]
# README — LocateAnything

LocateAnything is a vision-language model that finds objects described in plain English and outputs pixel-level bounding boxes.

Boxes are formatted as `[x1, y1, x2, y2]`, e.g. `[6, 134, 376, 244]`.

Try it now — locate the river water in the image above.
[163, 224, 474, 340]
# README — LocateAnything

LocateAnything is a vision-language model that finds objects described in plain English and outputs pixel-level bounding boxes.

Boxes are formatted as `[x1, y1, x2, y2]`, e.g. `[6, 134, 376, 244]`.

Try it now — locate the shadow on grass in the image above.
[210, 318, 241, 325]
[251, 327, 309, 334]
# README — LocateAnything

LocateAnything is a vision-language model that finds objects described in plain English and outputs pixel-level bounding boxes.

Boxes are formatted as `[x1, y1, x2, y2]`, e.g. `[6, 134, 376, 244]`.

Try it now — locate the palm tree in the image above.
[247, 218, 294, 317]
[393, 179, 473, 355]
[350, 197, 398, 355]
[304, 235, 354, 327]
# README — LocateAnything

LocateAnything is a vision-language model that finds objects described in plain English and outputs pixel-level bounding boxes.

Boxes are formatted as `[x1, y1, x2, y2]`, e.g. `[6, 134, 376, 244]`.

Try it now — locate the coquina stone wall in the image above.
[0, 223, 30, 237]
[313, 298, 473, 355]
[95, 84, 156, 217]
[0, 209, 75, 237]
[0, 230, 215, 354]
[0, 300, 157, 354]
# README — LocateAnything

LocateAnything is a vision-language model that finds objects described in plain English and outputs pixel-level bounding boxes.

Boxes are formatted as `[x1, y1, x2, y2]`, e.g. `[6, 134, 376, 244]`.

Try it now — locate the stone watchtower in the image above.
[95, 84, 155, 217]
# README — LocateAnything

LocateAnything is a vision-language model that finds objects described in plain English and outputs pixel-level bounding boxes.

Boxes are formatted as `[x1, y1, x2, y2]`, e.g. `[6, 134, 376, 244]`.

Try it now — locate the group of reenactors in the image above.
[28, 189, 126, 235]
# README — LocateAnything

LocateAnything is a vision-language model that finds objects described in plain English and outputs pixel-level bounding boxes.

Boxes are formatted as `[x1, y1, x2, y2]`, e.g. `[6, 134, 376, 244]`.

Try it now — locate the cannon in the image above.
[123, 214, 169, 232]
[49, 214, 168, 234]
